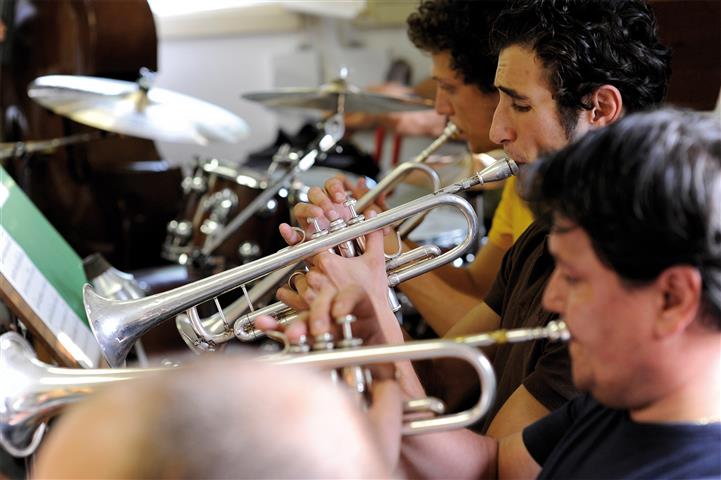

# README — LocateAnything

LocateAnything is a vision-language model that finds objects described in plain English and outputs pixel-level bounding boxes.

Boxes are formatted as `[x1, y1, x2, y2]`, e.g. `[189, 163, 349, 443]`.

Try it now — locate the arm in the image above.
[486, 385, 551, 440]
[444, 301, 502, 338]
[398, 241, 507, 336]
[399, 422, 541, 479]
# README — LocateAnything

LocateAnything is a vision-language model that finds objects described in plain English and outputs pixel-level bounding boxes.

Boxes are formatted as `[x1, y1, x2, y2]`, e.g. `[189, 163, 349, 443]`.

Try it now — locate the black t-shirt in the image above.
[480, 221, 578, 432]
[524, 393, 721, 479]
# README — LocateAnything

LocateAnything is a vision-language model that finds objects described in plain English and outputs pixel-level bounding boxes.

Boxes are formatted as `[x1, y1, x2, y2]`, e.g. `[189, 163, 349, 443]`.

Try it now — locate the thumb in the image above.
[279, 223, 302, 246]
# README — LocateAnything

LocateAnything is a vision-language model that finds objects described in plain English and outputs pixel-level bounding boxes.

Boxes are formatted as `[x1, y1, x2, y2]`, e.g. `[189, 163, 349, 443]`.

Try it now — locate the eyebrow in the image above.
[550, 224, 579, 234]
[495, 85, 529, 101]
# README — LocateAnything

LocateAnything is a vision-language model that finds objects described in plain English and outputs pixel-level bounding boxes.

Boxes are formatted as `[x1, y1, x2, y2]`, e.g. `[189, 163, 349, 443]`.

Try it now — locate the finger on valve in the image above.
[276, 281, 308, 311]
[323, 175, 354, 204]
[307, 186, 343, 221]
[253, 311, 309, 344]
[308, 283, 339, 339]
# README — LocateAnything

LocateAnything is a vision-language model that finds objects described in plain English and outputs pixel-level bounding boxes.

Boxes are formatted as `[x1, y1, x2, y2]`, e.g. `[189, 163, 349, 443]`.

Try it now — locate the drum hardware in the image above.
[0, 320, 568, 456]
[237, 241, 263, 264]
[85, 158, 516, 367]
[0, 131, 109, 161]
[198, 112, 346, 262]
[27, 72, 250, 145]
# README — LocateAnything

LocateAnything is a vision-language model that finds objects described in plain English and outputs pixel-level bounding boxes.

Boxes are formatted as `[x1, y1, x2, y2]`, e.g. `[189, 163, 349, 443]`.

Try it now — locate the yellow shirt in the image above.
[486, 176, 534, 250]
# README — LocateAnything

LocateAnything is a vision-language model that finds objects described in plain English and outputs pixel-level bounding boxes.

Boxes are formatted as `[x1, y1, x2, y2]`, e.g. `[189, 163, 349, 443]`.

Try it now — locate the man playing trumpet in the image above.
[278, 0, 671, 439]
[261, 108, 721, 478]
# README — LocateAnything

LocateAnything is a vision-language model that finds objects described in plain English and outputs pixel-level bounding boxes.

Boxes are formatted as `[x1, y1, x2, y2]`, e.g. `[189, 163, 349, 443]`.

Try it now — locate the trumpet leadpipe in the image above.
[454, 320, 570, 347]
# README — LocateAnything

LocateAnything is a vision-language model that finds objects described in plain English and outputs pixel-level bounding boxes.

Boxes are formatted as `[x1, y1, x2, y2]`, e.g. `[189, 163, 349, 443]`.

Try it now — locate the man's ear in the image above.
[654, 266, 703, 338]
[586, 84, 623, 127]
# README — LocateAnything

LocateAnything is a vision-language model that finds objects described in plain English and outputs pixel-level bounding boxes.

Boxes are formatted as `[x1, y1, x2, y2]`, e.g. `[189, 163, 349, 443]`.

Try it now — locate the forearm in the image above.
[399, 428, 498, 479]
[399, 270, 482, 336]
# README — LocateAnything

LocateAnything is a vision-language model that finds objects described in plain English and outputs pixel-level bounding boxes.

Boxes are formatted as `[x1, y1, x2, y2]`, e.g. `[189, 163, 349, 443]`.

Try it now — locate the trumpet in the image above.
[176, 155, 517, 354]
[0, 321, 568, 456]
[190, 122, 460, 343]
[85, 157, 517, 367]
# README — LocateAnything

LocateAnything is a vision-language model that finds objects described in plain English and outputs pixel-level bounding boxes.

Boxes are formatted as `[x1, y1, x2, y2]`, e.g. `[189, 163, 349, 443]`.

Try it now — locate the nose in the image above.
[489, 99, 515, 146]
[542, 268, 566, 315]
[434, 88, 453, 117]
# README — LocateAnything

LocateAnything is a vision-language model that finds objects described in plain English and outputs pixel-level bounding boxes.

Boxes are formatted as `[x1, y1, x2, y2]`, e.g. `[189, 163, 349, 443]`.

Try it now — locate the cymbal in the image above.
[28, 75, 250, 145]
[242, 77, 434, 114]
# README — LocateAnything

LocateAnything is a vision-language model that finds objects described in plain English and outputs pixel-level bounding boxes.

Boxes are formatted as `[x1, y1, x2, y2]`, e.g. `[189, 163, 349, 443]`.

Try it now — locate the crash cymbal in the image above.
[242, 77, 434, 114]
[28, 74, 250, 145]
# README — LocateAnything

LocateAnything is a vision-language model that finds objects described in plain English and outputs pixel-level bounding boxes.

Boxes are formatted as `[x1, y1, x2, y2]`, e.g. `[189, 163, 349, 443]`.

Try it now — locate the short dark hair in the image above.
[526, 109, 721, 327]
[407, 0, 508, 93]
[491, 0, 671, 135]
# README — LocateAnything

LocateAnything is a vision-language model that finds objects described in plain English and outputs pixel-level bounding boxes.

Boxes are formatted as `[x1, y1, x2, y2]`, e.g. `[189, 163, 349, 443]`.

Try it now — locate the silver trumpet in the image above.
[183, 122, 460, 345]
[176, 244, 443, 351]
[176, 155, 517, 354]
[0, 321, 568, 456]
[85, 157, 517, 368]
[0, 332, 167, 457]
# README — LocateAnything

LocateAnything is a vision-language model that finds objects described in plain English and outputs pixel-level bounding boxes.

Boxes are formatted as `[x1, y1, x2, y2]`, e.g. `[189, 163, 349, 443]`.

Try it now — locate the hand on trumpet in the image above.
[279, 174, 388, 246]
[273, 226, 402, 345]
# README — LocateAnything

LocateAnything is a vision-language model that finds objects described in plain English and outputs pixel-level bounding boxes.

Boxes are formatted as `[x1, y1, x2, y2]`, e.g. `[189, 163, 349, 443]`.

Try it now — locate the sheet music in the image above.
[0, 225, 99, 367]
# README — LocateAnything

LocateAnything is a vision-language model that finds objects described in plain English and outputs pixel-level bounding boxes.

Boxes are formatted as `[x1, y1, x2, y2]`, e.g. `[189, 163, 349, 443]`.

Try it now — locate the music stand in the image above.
[0, 167, 101, 368]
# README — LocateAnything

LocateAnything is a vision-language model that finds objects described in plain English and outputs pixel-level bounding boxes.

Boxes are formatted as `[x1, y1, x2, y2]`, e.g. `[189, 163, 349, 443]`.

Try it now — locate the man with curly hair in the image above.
[271, 0, 672, 440]
[288, 1, 522, 334]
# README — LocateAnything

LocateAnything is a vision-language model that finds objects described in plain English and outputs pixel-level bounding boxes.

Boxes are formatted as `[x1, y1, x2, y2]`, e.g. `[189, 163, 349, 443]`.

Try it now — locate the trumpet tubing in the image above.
[181, 244, 444, 349]
[0, 332, 166, 457]
[355, 122, 458, 213]
[0, 321, 568, 456]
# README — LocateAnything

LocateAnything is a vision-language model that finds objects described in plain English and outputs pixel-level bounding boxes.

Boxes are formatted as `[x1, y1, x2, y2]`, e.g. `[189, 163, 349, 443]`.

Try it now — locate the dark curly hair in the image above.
[526, 109, 721, 328]
[491, 0, 671, 135]
[407, 0, 509, 93]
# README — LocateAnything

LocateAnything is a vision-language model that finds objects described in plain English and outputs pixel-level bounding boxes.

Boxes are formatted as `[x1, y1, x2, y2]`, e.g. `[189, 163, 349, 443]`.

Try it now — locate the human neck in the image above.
[629, 343, 721, 424]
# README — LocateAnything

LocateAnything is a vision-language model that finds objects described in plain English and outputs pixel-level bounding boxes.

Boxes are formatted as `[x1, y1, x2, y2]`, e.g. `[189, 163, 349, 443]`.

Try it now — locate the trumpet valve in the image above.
[312, 332, 335, 351]
[288, 334, 311, 354]
[344, 198, 364, 226]
[336, 314, 363, 349]
[307, 217, 328, 239]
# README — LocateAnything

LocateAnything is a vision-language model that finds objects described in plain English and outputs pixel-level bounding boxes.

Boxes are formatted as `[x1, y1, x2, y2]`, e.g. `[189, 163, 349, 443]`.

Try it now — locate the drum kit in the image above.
[9, 69, 444, 272]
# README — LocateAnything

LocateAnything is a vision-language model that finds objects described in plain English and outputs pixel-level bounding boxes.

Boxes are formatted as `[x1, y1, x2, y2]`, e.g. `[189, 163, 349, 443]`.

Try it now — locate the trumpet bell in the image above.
[1, 332, 49, 457]
[85, 284, 138, 368]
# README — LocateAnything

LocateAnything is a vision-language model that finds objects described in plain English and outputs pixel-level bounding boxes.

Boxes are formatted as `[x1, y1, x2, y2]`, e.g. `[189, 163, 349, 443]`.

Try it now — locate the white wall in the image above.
[151, 9, 434, 171]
